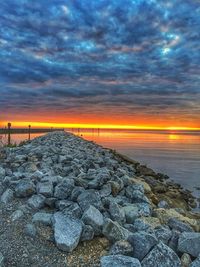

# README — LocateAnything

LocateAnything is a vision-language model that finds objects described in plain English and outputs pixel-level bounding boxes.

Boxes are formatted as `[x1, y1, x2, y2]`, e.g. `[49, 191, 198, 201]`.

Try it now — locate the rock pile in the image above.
[0, 131, 200, 267]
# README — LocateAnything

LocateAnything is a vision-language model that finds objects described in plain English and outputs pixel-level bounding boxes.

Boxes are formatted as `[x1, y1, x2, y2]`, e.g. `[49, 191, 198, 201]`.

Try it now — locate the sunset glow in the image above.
[0, 0, 200, 130]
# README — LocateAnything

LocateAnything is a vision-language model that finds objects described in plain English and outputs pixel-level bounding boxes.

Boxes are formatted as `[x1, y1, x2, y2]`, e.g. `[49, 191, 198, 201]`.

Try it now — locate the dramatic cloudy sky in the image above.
[0, 0, 200, 128]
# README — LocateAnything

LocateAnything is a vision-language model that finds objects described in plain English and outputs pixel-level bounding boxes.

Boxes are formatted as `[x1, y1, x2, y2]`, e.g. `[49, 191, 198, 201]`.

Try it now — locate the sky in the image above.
[0, 0, 200, 129]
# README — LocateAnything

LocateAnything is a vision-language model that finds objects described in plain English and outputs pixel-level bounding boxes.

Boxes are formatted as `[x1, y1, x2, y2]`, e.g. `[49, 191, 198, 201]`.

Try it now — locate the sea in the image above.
[1, 129, 200, 199]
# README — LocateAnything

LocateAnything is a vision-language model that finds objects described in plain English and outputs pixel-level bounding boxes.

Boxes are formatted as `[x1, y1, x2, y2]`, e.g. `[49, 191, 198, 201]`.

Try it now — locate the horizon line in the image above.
[1, 121, 200, 131]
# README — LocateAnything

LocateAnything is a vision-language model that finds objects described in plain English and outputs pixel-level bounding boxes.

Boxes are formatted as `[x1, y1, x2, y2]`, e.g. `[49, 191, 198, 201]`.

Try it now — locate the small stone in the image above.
[36, 182, 53, 197]
[0, 167, 5, 178]
[1, 189, 14, 204]
[82, 205, 104, 235]
[32, 212, 52, 226]
[128, 232, 157, 261]
[178, 232, 200, 257]
[27, 194, 46, 210]
[53, 212, 82, 252]
[109, 240, 134, 256]
[15, 179, 35, 197]
[81, 224, 94, 241]
[158, 200, 170, 209]
[168, 218, 194, 232]
[24, 224, 37, 238]
[181, 253, 192, 267]
[103, 219, 131, 243]
[11, 210, 24, 221]
[101, 255, 141, 267]
[141, 241, 181, 267]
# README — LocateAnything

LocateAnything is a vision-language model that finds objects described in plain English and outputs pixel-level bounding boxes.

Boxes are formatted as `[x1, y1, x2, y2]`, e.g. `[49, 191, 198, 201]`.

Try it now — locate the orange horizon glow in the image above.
[1, 121, 200, 131]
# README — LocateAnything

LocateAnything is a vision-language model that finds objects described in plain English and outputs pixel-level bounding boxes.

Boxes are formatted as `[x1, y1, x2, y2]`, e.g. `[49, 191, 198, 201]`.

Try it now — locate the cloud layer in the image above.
[0, 0, 200, 127]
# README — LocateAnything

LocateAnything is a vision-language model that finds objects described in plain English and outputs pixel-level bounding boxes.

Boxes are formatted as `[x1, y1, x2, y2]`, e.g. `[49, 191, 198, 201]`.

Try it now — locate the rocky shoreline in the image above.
[0, 131, 200, 267]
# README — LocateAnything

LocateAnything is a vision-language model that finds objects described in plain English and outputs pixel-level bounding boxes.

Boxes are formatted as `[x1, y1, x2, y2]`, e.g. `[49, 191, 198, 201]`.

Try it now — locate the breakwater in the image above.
[0, 131, 199, 266]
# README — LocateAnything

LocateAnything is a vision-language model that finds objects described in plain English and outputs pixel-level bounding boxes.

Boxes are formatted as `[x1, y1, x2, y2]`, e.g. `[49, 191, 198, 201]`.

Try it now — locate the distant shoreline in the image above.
[0, 128, 64, 134]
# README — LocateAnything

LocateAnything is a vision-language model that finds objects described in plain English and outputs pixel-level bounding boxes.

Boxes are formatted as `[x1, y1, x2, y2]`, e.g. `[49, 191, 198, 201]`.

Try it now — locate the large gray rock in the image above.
[77, 190, 103, 211]
[82, 205, 104, 235]
[27, 194, 46, 210]
[53, 212, 82, 252]
[154, 225, 172, 244]
[36, 182, 53, 197]
[1, 189, 14, 204]
[128, 232, 157, 261]
[109, 202, 125, 224]
[141, 241, 181, 267]
[125, 184, 149, 203]
[109, 240, 134, 256]
[101, 255, 141, 267]
[15, 179, 36, 197]
[54, 179, 74, 199]
[178, 232, 200, 257]
[103, 219, 131, 243]
[168, 218, 194, 232]
[189, 254, 200, 267]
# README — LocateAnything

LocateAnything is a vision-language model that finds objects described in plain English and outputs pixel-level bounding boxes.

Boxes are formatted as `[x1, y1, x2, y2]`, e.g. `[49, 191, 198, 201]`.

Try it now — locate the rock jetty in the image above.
[0, 131, 199, 266]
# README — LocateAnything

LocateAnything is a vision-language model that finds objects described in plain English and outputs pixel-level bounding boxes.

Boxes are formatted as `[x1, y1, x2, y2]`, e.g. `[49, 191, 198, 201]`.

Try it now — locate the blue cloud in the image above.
[0, 0, 200, 122]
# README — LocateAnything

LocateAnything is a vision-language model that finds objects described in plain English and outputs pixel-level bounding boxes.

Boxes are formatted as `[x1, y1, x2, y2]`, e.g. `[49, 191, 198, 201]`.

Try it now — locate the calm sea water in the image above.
[1, 129, 200, 198]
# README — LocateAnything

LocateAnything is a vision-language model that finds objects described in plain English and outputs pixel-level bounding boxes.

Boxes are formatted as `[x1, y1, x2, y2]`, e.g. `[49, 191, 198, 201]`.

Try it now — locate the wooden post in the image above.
[28, 125, 31, 141]
[7, 122, 11, 146]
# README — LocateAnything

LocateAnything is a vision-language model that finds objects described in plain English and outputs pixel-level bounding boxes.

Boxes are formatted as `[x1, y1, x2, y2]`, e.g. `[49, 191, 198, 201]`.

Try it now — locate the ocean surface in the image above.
[1, 129, 200, 199]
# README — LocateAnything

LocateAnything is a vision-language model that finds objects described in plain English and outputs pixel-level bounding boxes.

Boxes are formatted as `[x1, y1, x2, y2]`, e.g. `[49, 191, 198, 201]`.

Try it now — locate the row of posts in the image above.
[7, 122, 31, 146]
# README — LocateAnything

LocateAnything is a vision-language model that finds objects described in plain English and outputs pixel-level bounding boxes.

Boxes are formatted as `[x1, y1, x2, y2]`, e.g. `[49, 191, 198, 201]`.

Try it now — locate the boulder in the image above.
[36, 182, 53, 197]
[54, 179, 74, 199]
[15, 179, 35, 197]
[27, 194, 46, 210]
[82, 205, 104, 235]
[154, 225, 172, 244]
[141, 241, 181, 267]
[103, 219, 131, 243]
[109, 202, 125, 224]
[77, 190, 103, 211]
[168, 218, 194, 232]
[1, 188, 14, 204]
[63, 202, 82, 219]
[178, 232, 200, 257]
[101, 255, 141, 267]
[53, 212, 82, 252]
[128, 232, 157, 260]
